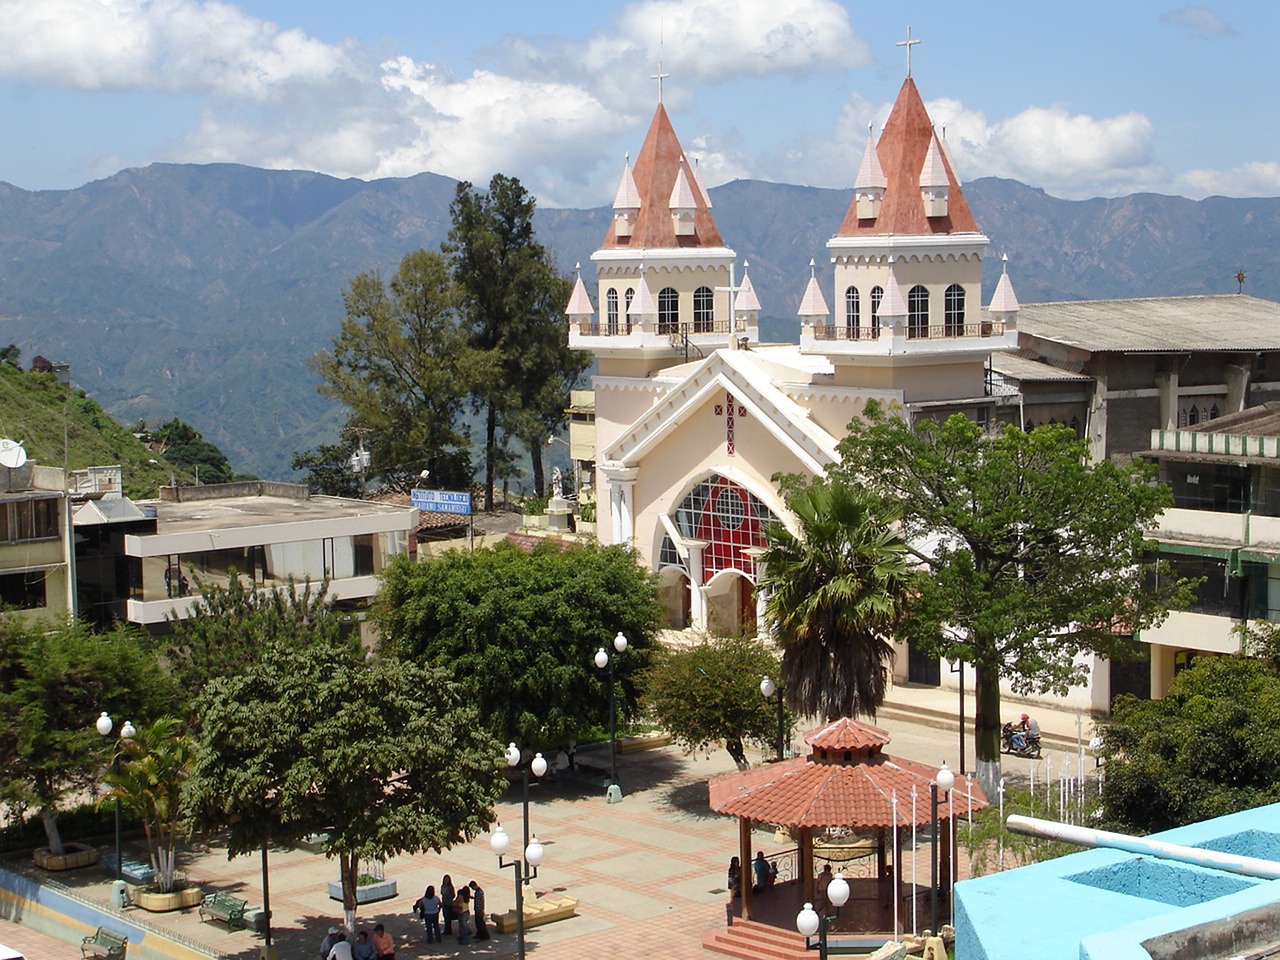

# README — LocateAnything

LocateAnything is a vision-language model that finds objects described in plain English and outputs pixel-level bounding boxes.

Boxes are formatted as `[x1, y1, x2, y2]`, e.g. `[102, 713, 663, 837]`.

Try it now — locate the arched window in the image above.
[1188, 406, 1201, 426]
[908, 285, 929, 339]
[659, 287, 679, 334]
[1210, 403, 1220, 420]
[606, 288, 619, 335]
[694, 286, 714, 333]
[672, 475, 779, 582]
[870, 286, 884, 338]
[624, 288, 635, 332]
[845, 286, 860, 339]
[944, 283, 965, 336]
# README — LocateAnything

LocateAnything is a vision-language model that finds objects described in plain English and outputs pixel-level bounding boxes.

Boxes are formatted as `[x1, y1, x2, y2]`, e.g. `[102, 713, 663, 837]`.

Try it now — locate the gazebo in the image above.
[707, 717, 988, 936]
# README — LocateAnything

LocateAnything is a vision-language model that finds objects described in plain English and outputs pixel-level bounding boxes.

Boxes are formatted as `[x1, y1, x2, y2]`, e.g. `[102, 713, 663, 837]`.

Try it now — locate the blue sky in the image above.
[0, 1, 1275, 205]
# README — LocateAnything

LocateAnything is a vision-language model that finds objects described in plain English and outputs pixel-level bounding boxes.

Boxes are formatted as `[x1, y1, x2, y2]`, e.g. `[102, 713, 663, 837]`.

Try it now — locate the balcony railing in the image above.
[813, 324, 882, 342]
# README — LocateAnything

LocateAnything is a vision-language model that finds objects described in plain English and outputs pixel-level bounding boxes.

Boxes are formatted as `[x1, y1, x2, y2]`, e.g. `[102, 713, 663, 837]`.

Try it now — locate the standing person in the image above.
[420, 884, 442, 944]
[753, 851, 771, 892]
[469, 881, 489, 941]
[453, 885, 472, 945]
[371, 923, 394, 960]
[352, 930, 376, 960]
[727, 856, 742, 897]
[440, 874, 456, 937]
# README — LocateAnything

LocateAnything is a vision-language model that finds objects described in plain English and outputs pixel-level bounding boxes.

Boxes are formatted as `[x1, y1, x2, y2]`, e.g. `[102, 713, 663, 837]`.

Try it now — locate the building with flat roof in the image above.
[0, 462, 73, 625]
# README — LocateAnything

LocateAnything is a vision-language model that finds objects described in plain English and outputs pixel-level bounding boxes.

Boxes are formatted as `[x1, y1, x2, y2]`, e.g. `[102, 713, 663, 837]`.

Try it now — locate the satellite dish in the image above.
[0, 439, 27, 469]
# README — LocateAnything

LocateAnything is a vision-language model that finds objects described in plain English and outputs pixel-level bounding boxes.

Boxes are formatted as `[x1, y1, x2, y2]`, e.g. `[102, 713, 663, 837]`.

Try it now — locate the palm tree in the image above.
[101, 717, 194, 892]
[758, 479, 914, 721]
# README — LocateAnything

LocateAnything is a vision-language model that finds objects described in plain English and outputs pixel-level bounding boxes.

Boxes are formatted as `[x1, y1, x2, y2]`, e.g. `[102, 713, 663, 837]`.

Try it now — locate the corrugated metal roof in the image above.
[990, 353, 1092, 382]
[1015, 295, 1280, 353]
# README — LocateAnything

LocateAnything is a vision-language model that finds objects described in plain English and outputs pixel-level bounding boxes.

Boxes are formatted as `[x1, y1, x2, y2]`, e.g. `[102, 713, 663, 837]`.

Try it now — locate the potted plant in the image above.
[577, 501, 597, 536]
[328, 860, 397, 904]
[523, 496, 549, 529]
[100, 717, 202, 910]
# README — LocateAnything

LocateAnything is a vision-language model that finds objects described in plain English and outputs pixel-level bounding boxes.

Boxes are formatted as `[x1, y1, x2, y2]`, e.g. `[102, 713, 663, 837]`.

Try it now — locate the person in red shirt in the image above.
[371, 923, 394, 960]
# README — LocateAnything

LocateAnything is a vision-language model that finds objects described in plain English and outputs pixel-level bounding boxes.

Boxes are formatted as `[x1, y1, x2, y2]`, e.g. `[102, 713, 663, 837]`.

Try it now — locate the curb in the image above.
[877, 702, 1084, 753]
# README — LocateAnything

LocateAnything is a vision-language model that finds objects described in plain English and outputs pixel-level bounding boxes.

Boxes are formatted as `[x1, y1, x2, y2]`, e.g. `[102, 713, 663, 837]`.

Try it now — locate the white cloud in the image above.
[0, 0, 356, 98]
[1180, 162, 1280, 198]
[1159, 5, 1235, 37]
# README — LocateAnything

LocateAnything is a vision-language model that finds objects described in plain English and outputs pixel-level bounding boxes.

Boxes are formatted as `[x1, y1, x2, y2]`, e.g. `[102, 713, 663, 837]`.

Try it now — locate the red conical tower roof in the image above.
[836, 78, 978, 236]
[600, 104, 725, 250]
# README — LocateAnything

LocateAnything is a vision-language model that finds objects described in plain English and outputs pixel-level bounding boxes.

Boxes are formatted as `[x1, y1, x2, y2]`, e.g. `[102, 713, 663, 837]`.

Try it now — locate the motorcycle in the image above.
[1001, 722, 1042, 758]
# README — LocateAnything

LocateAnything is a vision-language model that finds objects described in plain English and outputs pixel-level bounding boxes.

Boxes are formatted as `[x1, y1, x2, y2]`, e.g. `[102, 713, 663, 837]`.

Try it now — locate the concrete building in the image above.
[73, 479, 415, 631]
[0, 461, 73, 625]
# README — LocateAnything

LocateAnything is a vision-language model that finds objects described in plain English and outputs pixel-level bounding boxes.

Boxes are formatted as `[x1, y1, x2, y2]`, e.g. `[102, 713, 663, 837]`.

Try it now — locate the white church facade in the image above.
[565, 74, 1021, 655]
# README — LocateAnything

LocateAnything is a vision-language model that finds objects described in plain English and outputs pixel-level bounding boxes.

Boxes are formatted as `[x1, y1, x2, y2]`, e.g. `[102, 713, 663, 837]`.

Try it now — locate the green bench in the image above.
[198, 890, 249, 929]
[81, 926, 128, 959]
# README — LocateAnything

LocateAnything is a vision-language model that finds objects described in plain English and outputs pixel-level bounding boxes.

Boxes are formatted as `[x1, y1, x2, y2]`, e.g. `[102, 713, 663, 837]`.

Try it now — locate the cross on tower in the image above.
[897, 25, 921, 78]
[652, 59, 670, 104]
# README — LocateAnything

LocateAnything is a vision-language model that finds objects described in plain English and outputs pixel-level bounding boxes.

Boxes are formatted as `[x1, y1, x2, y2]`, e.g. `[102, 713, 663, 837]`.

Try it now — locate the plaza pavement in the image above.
[6, 683, 1101, 960]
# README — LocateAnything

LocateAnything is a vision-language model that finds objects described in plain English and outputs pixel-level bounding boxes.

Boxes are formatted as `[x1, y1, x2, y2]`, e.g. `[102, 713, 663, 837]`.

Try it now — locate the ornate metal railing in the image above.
[906, 321, 1005, 340]
[812, 324, 881, 342]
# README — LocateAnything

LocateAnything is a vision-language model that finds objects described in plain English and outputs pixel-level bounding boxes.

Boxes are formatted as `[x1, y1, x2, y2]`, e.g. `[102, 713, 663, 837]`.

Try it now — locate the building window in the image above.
[1188, 406, 1201, 426]
[870, 286, 883, 337]
[0, 570, 46, 610]
[694, 286, 714, 333]
[658, 287, 679, 334]
[944, 283, 965, 335]
[0, 499, 59, 544]
[606, 288, 619, 335]
[624, 288, 635, 332]
[672, 475, 779, 583]
[845, 286, 860, 339]
[908, 285, 929, 339]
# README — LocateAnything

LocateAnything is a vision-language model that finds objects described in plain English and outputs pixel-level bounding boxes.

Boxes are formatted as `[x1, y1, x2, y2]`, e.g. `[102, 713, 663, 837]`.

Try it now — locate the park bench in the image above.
[491, 894, 578, 934]
[198, 890, 249, 929]
[81, 926, 128, 959]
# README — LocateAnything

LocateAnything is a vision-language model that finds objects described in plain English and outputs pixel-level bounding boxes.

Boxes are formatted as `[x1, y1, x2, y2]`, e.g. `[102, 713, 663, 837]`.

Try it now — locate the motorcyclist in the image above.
[1011, 713, 1039, 750]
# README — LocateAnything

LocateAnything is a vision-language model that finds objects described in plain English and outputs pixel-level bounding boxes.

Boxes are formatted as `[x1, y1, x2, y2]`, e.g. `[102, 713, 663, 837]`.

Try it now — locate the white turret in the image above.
[670, 159, 697, 237]
[565, 262, 595, 331]
[988, 254, 1020, 333]
[797, 258, 830, 336]
[854, 124, 887, 220]
[613, 153, 641, 239]
[920, 135, 949, 218]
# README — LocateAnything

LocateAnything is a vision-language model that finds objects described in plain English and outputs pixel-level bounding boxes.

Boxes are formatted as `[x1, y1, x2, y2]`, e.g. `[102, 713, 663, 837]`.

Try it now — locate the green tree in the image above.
[311, 250, 480, 490]
[377, 541, 663, 746]
[101, 717, 194, 892]
[642, 634, 792, 769]
[0, 618, 176, 855]
[447, 175, 589, 507]
[165, 573, 340, 704]
[1099, 652, 1280, 833]
[146, 418, 239, 484]
[835, 404, 1188, 791]
[187, 636, 504, 932]
[757, 477, 914, 721]
[290, 441, 363, 498]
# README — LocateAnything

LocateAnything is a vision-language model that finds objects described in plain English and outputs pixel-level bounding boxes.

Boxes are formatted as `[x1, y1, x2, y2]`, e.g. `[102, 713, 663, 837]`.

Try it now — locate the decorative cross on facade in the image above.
[897, 25, 921, 77]
[713, 392, 748, 455]
[652, 59, 670, 104]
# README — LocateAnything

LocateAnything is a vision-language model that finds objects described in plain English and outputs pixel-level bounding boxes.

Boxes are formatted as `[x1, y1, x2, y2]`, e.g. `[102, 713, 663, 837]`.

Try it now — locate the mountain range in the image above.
[0, 163, 1276, 478]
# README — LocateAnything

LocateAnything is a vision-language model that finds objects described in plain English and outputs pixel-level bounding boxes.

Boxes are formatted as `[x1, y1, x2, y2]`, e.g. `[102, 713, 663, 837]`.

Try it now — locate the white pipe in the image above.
[1006, 815, 1280, 880]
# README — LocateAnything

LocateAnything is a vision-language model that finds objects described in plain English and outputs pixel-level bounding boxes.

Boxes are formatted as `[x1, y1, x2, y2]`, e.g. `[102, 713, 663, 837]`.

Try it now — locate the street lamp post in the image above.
[490, 824, 545, 960]
[759, 676, 786, 761]
[795, 872, 851, 960]
[505, 743, 548, 855]
[593, 631, 628, 790]
[931, 761, 956, 933]
[95, 712, 136, 882]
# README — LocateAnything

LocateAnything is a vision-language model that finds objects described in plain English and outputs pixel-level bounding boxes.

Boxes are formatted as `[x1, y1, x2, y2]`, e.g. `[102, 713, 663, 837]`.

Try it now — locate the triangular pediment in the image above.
[602, 350, 841, 473]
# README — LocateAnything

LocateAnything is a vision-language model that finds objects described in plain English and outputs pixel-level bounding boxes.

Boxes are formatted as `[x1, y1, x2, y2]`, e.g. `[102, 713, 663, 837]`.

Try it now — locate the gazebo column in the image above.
[877, 828, 888, 880]
[939, 816, 953, 902]
[893, 825, 904, 936]
[800, 827, 814, 903]
[739, 817, 754, 919]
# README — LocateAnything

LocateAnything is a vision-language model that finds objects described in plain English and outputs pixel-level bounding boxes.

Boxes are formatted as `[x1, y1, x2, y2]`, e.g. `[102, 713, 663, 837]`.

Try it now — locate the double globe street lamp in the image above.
[95, 712, 135, 882]
[796, 870, 851, 960]
[759, 675, 788, 762]
[592, 631, 628, 792]
[505, 742, 547, 855]
[490, 824, 545, 960]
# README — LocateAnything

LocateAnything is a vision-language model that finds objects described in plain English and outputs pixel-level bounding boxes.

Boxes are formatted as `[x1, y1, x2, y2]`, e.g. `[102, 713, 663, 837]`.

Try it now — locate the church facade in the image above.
[565, 75, 1020, 644]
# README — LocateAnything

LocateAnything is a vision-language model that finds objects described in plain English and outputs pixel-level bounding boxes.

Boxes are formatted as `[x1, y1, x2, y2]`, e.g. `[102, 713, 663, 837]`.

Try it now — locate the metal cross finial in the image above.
[652, 59, 670, 104]
[897, 25, 921, 78]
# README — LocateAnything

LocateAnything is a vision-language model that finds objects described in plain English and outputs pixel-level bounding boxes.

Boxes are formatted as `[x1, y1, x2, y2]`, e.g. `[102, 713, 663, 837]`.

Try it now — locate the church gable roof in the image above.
[602, 350, 841, 473]
[600, 104, 725, 250]
[836, 78, 979, 237]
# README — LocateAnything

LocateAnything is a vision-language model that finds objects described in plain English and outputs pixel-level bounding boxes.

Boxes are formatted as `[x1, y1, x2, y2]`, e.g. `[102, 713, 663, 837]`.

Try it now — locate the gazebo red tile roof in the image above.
[708, 717, 986, 829]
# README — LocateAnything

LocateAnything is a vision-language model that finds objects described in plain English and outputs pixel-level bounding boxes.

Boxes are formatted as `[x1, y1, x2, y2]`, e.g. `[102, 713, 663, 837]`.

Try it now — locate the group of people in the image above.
[416, 874, 489, 946]
[727, 851, 778, 897]
[318, 924, 393, 960]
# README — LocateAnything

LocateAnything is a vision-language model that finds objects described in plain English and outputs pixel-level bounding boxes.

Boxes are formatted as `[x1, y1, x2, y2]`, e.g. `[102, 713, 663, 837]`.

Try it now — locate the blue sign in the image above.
[411, 488, 472, 515]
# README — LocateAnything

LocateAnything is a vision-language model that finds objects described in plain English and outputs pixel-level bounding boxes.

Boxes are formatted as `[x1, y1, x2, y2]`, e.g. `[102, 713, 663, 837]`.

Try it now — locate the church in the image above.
[564, 67, 1019, 645]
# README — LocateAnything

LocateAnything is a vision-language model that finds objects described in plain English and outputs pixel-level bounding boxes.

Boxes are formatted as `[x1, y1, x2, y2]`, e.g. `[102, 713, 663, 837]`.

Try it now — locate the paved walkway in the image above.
[2, 681, 1100, 960]
[0, 917, 80, 958]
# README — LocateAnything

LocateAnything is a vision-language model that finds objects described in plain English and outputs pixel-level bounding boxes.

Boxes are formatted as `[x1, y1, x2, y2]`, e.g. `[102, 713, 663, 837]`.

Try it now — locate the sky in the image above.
[0, 1, 1276, 207]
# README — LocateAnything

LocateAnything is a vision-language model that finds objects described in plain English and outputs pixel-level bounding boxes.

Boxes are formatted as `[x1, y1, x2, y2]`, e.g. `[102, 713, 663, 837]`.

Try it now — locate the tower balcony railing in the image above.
[812, 320, 1005, 341]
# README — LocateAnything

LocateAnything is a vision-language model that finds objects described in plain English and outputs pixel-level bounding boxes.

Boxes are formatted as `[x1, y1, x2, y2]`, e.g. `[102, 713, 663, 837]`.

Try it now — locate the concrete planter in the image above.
[576, 520, 596, 537]
[134, 886, 203, 912]
[524, 514, 548, 529]
[33, 843, 98, 871]
[328, 877, 398, 904]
